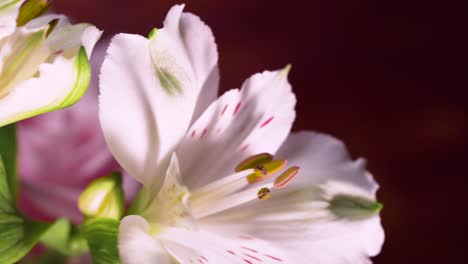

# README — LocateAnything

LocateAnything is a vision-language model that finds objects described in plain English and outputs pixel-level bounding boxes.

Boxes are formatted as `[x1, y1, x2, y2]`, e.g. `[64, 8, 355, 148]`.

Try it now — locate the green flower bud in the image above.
[78, 172, 125, 220]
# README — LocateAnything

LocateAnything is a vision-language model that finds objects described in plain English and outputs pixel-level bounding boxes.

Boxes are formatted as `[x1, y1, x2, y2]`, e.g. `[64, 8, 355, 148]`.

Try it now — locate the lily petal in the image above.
[0, 16, 102, 126]
[200, 132, 384, 263]
[99, 33, 159, 187]
[177, 67, 296, 189]
[119, 215, 173, 264]
[276, 131, 378, 194]
[120, 216, 294, 264]
[160, 228, 293, 264]
[100, 5, 218, 190]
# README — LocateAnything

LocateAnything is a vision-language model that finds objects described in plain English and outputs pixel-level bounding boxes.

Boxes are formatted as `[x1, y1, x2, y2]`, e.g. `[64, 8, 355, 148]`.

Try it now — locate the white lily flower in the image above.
[0, 0, 102, 126]
[0, 0, 23, 39]
[100, 4, 384, 264]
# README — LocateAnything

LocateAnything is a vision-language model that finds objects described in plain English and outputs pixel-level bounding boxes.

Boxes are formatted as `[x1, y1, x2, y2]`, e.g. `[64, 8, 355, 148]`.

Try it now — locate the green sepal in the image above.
[0, 124, 17, 199]
[82, 218, 121, 264]
[16, 0, 50, 27]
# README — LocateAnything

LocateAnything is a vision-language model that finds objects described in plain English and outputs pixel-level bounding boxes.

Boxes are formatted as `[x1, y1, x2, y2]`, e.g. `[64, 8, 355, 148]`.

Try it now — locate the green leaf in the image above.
[0, 157, 51, 263]
[0, 215, 51, 263]
[0, 124, 17, 199]
[82, 218, 121, 264]
[41, 218, 87, 256]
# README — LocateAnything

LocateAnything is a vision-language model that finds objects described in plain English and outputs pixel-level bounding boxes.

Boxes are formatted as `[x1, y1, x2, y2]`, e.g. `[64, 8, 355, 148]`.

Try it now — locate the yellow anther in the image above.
[257, 187, 271, 200]
[235, 153, 273, 172]
[246, 159, 287, 184]
[274, 166, 300, 189]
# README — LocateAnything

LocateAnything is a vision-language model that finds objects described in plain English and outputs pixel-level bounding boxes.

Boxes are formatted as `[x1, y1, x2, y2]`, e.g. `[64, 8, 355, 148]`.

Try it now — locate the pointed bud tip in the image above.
[279, 64, 292, 79]
[147, 28, 158, 39]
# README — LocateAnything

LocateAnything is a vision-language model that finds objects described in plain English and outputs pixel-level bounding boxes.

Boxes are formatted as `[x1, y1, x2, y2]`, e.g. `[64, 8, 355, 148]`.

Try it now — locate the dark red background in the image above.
[53, 0, 467, 263]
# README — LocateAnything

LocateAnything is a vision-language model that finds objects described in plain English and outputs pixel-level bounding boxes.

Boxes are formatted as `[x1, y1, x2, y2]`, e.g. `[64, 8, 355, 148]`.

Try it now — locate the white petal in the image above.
[177, 67, 296, 189]
[276, 131, 379, 195]
[0, 19, 102, 126]
[0, 49, 88, 126]
[148, 4, 219, 164]
[100, 5, 218, 189]
[159, 227, 294, 263]
[99, 33, 161, 186]
[200, 131, 384, 263]
[0, 0, 22, 39]
[119, 215, 172, 264]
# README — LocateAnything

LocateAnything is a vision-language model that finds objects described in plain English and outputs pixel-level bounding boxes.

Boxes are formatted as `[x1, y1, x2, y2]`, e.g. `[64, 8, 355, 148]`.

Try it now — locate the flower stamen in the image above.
[257, 187, 271, 200]
[274, 166, 300, 189]
[235, 153, 273, 172]
[246, 159, 287, 184]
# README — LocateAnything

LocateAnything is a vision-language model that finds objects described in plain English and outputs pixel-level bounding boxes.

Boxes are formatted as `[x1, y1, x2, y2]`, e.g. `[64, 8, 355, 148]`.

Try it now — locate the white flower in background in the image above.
[0, 0, 23, 39]
[0, 0, 102, 126]
[100, 4, 384, 264]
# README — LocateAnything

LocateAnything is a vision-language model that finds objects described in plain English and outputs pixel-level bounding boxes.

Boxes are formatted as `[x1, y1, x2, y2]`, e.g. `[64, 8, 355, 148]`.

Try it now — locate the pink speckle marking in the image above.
[240, 144, 249, 151]
[200, 256, 208, 262]
[54, 49, 64, 55]
[241, 246, 257, 253]
[264, 254, 283, 262]
[243, 259, 253, 264]
[191, 130, 196, 138]
[233, 102, 242, 115]
[243, 253, 261, 261]
[221, 104, 228, 115]
[200, 128, 208, 138]
[260, 116, 274, 128]
[227, 250, 236, 255]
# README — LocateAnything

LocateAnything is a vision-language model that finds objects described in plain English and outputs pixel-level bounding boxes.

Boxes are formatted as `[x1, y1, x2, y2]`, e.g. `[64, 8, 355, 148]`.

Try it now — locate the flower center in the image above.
[189, 153, 301, 219]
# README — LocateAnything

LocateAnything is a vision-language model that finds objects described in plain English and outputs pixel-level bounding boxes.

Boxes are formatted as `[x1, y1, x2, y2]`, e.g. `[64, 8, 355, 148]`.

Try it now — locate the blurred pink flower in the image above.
[17, 39, 139, 223]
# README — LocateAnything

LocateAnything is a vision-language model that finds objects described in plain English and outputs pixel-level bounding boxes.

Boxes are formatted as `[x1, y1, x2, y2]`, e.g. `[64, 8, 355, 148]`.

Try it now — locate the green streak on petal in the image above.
[155, 66, 183, 96]
[0, 29, 46, 99]
[329, 194, 382, 220]
[45, 18, 59, 38]
[0, 0, 21, 11]
[59, 46, 91, 107]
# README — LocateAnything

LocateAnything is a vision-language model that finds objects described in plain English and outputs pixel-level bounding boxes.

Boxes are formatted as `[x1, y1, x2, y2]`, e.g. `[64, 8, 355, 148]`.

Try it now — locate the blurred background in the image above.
[52, 0, 467, 263]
